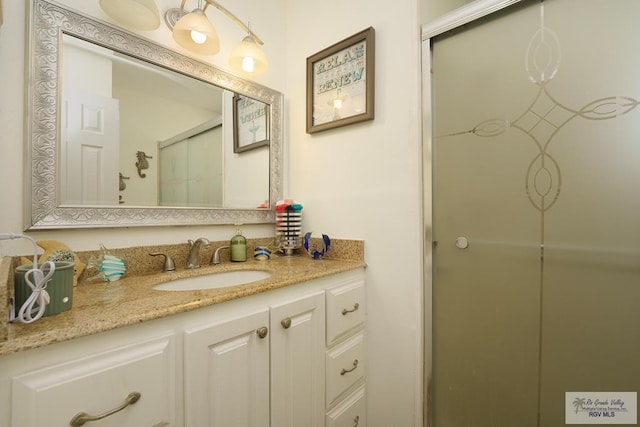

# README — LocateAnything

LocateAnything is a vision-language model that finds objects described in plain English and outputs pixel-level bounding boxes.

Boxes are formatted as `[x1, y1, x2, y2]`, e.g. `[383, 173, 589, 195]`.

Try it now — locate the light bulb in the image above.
[242, 56, 255, 73]
[333, 99, 343, 109]
[230, 34, 268, 74]
[190, 30, 207, 44]
[172, 7, 219, 54]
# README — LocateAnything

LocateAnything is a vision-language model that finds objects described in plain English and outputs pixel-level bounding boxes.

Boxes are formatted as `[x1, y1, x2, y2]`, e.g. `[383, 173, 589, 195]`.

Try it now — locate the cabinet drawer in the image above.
[11, 334, 176, 427]
[326, 332, 365, 406]
[326, 385, 366, 427]
[326, 279, 365, 346]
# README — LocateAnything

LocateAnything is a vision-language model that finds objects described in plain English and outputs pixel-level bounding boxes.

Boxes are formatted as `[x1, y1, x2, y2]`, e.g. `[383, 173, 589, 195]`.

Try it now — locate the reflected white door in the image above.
[61, 90, 119, 205]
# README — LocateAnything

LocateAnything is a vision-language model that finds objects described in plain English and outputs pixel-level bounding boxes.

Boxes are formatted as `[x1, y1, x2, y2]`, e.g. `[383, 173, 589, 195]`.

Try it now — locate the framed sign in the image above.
[306, 27, 375, 134]
[233, 94, 270, 153]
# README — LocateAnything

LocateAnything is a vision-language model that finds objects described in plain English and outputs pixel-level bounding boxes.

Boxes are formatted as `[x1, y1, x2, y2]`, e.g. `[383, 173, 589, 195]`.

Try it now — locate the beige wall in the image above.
[422, 0, 475, 23]
[284, 0, 424, 425]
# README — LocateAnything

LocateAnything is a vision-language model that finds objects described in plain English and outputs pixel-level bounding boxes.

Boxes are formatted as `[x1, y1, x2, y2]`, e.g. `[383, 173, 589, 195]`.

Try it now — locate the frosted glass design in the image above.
[432, 1, 640, 425]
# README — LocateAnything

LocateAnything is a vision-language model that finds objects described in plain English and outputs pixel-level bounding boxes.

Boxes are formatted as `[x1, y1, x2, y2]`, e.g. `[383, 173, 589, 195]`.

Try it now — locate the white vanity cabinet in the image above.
[270, 291, 326, 427]
[325, 278, 367, 427]
[9, 334, 177, 427]
[0, 268, 365, 427]
[326, 385, 367, 427]
[183, 308, 271, 427]
[183, 291, 326, 427]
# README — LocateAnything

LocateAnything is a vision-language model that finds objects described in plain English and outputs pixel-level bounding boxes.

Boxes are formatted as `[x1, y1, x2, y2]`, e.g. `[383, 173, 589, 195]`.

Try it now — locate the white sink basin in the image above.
[152, 270, 273, 291]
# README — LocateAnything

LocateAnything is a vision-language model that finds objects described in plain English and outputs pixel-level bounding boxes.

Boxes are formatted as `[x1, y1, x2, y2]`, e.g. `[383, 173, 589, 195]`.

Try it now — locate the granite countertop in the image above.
[0, 239, 365, 356]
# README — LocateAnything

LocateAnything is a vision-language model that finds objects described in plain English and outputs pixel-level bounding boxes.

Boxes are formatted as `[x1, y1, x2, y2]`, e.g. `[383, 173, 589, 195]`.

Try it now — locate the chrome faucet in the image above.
[211, 245, 230, 265]
[149, 252, 176, 272]
[186, 238, 211, 269]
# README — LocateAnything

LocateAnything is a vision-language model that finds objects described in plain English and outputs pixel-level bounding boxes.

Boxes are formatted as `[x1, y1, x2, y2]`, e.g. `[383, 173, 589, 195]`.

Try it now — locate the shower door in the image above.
[430, 1, 640, 425]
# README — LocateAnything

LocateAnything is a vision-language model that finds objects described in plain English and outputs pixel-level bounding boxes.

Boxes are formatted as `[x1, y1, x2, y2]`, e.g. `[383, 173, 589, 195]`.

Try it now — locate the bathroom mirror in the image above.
[25, 0, 283, 229]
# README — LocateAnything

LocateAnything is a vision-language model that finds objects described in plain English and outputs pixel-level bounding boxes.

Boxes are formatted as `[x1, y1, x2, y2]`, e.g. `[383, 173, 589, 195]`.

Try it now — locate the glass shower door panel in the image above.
[433, 242, 542, 425]
[433, 96, 543, 426]
[433, 4, 543, 425]
[432, 0, 640, 425]
[538, 3, 640, 417]
[540, 249, 640, 425]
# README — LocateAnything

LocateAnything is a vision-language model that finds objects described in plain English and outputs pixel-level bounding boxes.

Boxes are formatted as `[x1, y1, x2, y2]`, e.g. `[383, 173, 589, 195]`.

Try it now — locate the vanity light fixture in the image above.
[164, 0, 269, 75]
[229, 29, 268, 74]
[99, 0, 161, 30]
[170, 2, 220, 54]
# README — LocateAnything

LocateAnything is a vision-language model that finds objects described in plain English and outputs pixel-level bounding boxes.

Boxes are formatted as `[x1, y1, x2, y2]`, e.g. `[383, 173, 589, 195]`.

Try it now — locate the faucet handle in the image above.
[149, 252, 177, 272]
[211, 245, 230, 265]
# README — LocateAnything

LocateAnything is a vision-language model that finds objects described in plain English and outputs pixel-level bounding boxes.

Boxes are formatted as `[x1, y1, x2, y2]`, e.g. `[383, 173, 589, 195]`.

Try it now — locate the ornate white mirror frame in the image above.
[25, 0, 283, 229]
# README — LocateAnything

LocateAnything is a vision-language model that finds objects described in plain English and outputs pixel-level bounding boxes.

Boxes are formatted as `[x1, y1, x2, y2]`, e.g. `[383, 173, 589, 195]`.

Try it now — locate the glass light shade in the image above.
[229, 36, 269, 75]
[172, 9, 220, 55]
[99, 0, 160, 30]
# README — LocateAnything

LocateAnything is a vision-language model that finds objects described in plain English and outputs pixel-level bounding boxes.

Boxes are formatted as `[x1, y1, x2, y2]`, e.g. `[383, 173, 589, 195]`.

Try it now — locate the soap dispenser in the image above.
[230, 225, 247, 262]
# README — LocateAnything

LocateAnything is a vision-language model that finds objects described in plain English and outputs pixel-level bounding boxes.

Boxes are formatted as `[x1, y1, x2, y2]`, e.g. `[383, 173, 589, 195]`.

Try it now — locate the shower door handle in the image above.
[455, 237, 469, 249]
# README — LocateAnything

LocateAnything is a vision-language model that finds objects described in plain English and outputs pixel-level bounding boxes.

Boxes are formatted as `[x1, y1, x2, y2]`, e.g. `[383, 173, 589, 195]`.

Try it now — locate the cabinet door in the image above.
[270, 291, 325, 427]
[184, 308, 270, 427]
[12, 335, 176, 427]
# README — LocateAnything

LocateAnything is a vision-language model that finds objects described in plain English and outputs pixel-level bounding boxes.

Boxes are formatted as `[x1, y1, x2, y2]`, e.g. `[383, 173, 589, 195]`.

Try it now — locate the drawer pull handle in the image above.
[340, 359, 359, 375]
[69, 391, 141, 426]
[256, 326, 269, 339]
[281, 317, 292, 329]
[342, 303, 360, 315]
[353, 415, 360, 426]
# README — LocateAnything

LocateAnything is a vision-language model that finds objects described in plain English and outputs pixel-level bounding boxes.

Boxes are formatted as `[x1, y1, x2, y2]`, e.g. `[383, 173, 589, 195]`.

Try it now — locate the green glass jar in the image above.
[230, 227, 247, 262]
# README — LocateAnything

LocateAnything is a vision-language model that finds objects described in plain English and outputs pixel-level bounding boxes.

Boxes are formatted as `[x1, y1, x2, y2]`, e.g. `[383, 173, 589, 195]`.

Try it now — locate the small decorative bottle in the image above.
[230, 226, 247, 262]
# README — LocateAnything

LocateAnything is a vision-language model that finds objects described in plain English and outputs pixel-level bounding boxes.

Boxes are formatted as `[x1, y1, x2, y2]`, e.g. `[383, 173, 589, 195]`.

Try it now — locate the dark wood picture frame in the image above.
[233, 94, 270, 153]
[306, 27, 375, 134]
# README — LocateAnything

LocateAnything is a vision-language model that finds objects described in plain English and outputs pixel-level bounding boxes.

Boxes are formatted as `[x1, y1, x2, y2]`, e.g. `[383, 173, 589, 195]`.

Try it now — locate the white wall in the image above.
[114, 81, 213, 206]
[284, 1, 424, 426]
